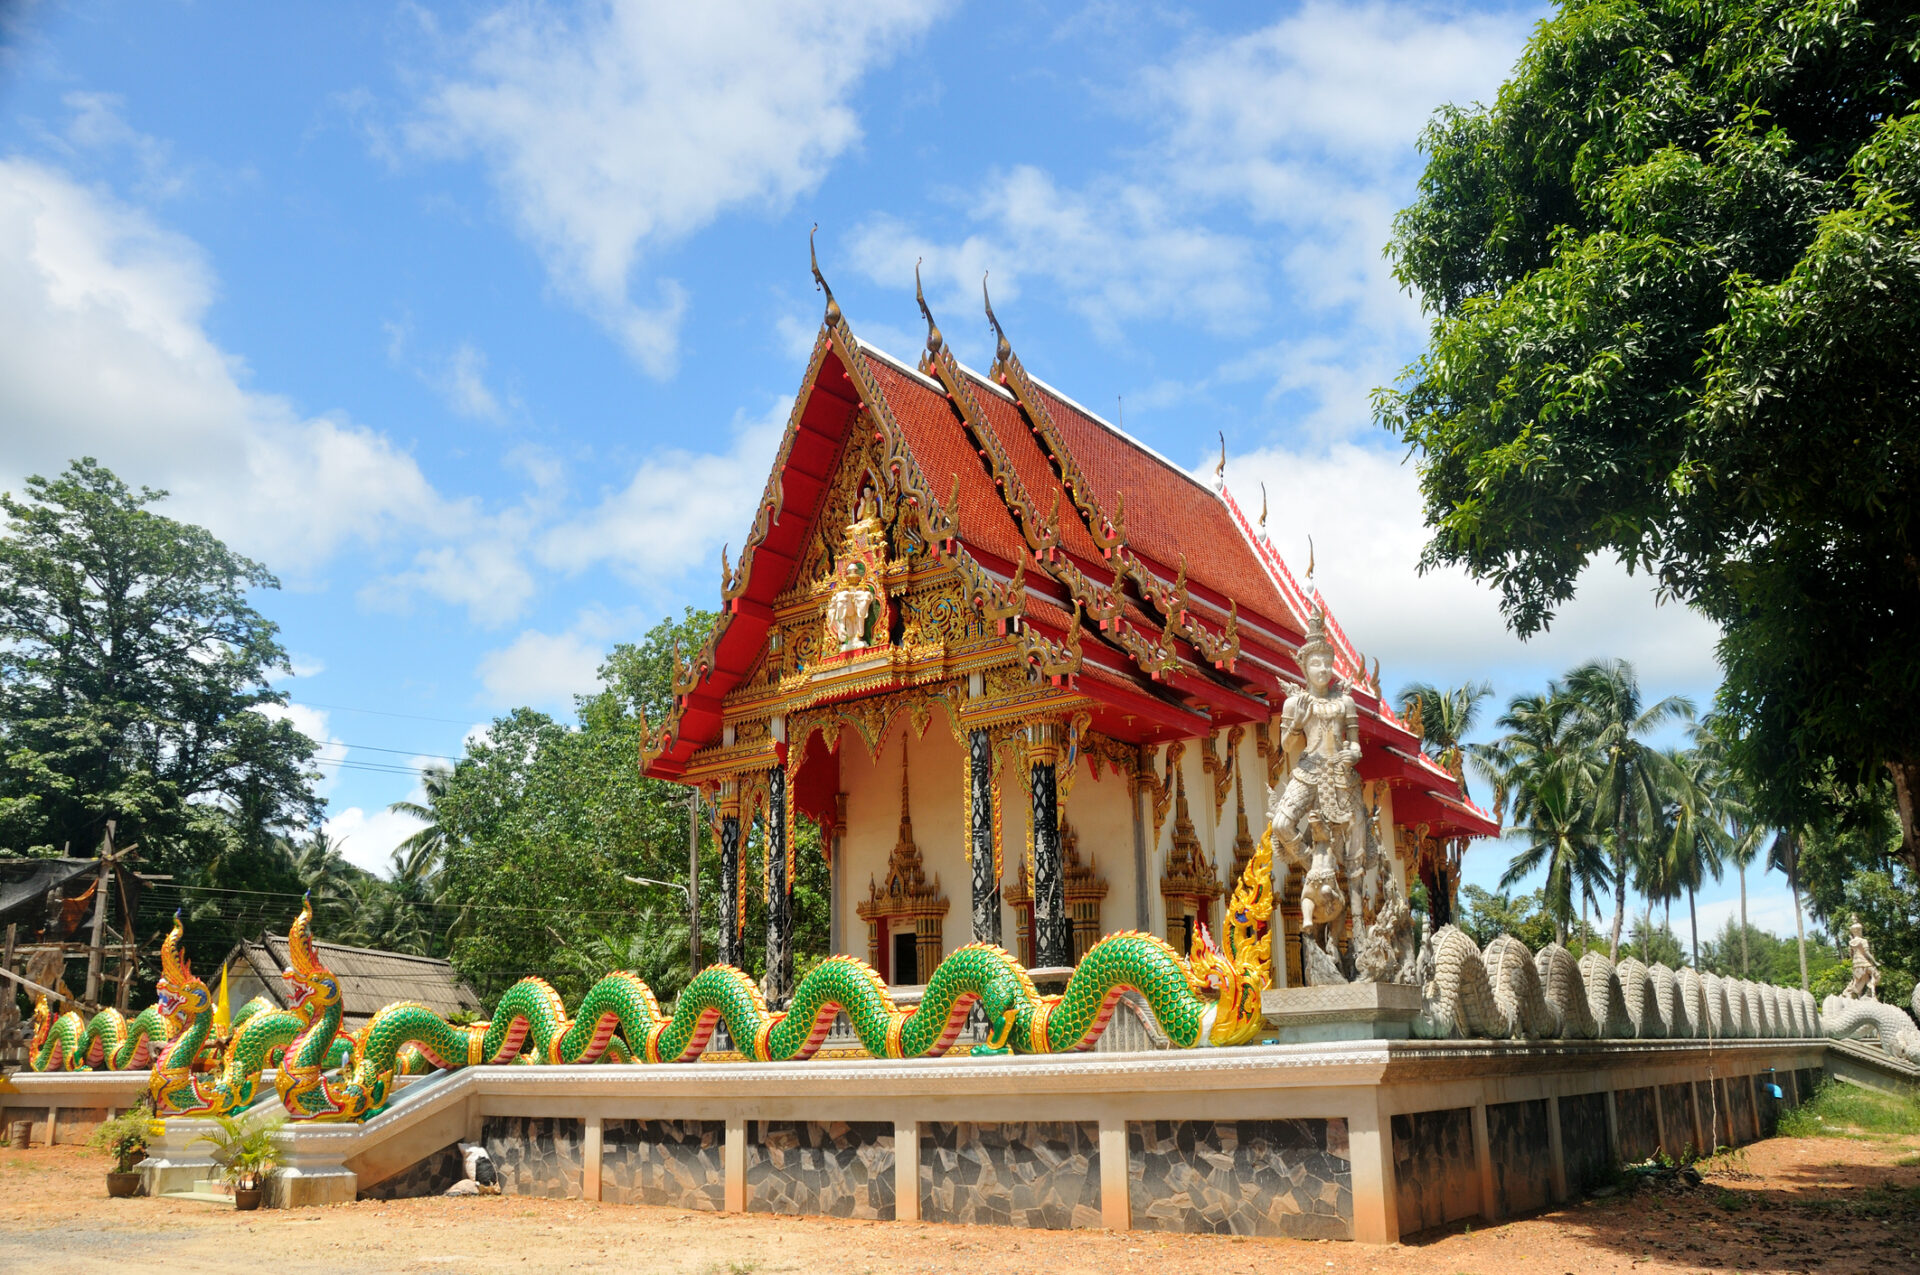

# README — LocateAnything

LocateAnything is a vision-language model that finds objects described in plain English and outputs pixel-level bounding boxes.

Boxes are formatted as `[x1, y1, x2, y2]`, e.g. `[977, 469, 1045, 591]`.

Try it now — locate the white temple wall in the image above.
[833, 723, 970, 966]
[1058, 755, 1137, 939]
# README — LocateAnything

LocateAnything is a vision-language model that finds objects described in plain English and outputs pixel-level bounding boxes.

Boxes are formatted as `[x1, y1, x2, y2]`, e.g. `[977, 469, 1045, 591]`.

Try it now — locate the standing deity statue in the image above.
[1843, 916, 1880, 1000]
[1267, 608, 1364, 961]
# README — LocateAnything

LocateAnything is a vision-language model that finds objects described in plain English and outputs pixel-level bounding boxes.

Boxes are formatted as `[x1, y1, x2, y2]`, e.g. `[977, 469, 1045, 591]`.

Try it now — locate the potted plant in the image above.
[87, 1106, 153, 1198]
[192, 1113, 284, 1210]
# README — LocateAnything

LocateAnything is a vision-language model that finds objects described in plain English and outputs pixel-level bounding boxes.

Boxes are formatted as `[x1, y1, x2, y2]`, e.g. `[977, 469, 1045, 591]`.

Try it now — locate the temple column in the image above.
[764, 765, 793, 1004]
[1029, 721, 1070, 969]
[969, 728, 1001, 944]
[717, 788, 741, 969]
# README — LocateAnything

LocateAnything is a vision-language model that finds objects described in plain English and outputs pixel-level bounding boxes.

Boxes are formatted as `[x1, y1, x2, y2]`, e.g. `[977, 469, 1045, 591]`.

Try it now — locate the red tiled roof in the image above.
[1025, 382, 1305, 639]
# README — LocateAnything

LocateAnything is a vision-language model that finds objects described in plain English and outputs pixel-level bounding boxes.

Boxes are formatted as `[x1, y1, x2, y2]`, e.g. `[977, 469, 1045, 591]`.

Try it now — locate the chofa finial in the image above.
[915, 258, 942, 355]
[1258, 482, 1268, 532]
[1214, 431, 1226, 491]
[983, 271, 1011, 365]
[809, 224, 840, 325]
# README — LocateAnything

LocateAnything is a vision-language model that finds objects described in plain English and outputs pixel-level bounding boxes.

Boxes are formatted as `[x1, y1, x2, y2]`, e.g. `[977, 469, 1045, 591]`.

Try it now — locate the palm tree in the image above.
[1769, 830, 1811, 991]
[1657, 743, 1730, 967]
[388, 763, 454, 863]
[288, 830, 360, 930]
[1399, 680, 1497, 800]
[1498, 762, 1607, 944]
[1563, 659, 1694, 960]
[1694, 713, 1767, 974]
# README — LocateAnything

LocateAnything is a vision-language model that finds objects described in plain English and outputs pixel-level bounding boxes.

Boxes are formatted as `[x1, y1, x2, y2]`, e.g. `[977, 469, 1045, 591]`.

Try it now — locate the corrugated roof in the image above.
[224, 934, 484, 1031]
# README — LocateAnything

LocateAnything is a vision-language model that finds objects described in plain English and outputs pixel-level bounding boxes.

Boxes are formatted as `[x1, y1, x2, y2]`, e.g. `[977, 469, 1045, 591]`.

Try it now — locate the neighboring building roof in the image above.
[222, 934, 484, 1032]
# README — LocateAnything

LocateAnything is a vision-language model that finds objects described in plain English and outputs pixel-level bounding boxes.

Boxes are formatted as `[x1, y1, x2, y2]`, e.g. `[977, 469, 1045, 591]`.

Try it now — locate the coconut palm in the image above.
[287, 830, 360, 930]
[1498, 763, 1607, 944]
[1398, 680, 1497, 802]
[1563, 659, 1694, 960]
[388, 763, 454, 864]
[1694, 713, 1768, 974]
[1656, 744, 1730, 967]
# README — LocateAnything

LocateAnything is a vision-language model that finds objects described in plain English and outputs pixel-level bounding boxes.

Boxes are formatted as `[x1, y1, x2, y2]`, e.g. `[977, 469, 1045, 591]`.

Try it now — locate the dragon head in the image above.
[1191, 829, 1275, 1048]
[158, 912, 212, 1023]
[283, 895, 341, 1020]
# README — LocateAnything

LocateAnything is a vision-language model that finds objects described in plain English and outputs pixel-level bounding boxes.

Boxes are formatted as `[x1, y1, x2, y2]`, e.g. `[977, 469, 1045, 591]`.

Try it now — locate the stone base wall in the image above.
[604, 1118, 726, 1211]
[1614, 1086, 1659, 1163]
[483, 1116, 582, 1199]
[1129, 1118, 1351, 1239]
[746, 1121, 893, 1219]
[921, 1121, 1100, 1229]
[1391, 1107, 1478, 1234]
[361, 1144, 465, 1200]
[1558, 1092, 1609, 1193]
[1488, 1099, 1553, 1218]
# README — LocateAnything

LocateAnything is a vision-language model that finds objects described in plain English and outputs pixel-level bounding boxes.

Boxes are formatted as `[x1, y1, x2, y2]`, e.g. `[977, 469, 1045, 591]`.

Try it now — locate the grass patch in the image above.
[1777, 1081, 1920, 1140]
[1712, 1188, 1749, 1211]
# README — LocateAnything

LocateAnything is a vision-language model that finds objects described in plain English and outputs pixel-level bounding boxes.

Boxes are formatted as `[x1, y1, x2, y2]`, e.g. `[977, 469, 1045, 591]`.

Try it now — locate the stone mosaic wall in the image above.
[1128, 1118, 1351, 1240]
[746, 1121, 894, 1220]
[1614, 1086, 1660, 1163]
[604, 1119, 726, 1212]
[1558, 1093, 1610, 1193]
[921, 1121, 1100, 1229]
[361, 1143, 465, 1200]
[1659, 1083, 1697, 1156]
[483, 1116, 583, 1200]
[1390, 1108, 1479, 1235]
[1487, 1099, 1553, 1218]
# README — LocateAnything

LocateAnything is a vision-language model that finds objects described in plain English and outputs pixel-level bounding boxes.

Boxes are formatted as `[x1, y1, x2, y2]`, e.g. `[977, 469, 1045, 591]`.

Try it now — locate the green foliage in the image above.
[190, 1111, 284, 1189]
[1625, 917, 1687, 968]
[0, 459, 321, 971]
[431, 608, 842, 1003]
[1700, 918, 1844, 987]
[1456, 885, 1558, 951]
[1795, 784, 1920, 1000]
[1379, 0, 1920, 860]
[86, 1105, 152, 1173]
[1779, 1080, 1920, 1140]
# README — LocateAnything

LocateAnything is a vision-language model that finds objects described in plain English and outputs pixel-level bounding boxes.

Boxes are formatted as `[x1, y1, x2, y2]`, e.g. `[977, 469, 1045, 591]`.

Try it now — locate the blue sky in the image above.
[0, 1, 1799, 943]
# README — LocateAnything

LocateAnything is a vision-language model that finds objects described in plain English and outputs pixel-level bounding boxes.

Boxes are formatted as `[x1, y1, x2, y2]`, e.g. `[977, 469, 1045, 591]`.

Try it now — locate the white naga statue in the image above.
[1268, 608, 1365, 962]
[1843, 915, 1881, 1000]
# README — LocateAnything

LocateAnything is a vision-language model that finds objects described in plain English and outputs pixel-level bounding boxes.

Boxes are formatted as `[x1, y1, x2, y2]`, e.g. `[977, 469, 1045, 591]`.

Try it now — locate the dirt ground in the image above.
[3, 1134, 1917, 1275]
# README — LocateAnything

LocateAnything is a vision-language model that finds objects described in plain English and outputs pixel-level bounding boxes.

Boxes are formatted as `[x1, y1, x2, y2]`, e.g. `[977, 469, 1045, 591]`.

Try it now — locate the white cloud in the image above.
[60, 91, 187, 200]
[847, 2, 1536, 427]
[404, 0, 948, 375]
[476, 626, 608, 711]
[365, 507, 539, 627]
[537, 396, 788, 586]
[0, 158, 469, 573]
[1220, 442, 1723, 696]
[387, 316, 508, 421]
[323, 804, 429, 876]
[253, 702, 348, 801]
[851, 166, 1263, 340]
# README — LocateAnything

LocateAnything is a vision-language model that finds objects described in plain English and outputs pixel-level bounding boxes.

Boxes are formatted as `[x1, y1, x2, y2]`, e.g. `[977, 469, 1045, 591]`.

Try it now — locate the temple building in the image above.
[641, 263, 1495, 999]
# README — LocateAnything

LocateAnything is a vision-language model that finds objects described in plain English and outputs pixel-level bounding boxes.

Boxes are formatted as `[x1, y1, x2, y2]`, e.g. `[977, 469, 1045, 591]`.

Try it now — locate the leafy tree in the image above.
[1379, 0, 1920, 865]
[1456, 885, 1557, 951]
[1700, 918, 1845, 988]
[0, 459, 319, 969]
[1794, 783, 1920, 1005]
[1626, 918, 1686, 969]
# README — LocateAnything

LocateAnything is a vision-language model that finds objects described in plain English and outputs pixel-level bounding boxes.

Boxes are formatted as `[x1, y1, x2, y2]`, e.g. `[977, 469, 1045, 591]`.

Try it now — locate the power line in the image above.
[291, 700, 484, 728]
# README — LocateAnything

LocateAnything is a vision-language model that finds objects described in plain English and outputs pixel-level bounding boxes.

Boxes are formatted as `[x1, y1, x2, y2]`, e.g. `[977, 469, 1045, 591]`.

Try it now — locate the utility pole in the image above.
[83, 822, 115, 1007]
[688, 787, 702, 975]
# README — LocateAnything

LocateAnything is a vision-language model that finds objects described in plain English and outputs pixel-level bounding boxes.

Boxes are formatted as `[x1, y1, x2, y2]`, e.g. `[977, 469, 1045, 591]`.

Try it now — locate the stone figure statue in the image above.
[1843, 916, 1880, 1000]
[1354, 876, 1417, 986]
[1268, 608, 1363, 954]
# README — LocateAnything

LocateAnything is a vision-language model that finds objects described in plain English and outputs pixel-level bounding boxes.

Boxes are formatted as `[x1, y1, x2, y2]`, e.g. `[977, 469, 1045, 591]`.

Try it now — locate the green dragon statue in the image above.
[276, 839, 1276, 1122]
[147, 913, 313, 1117]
